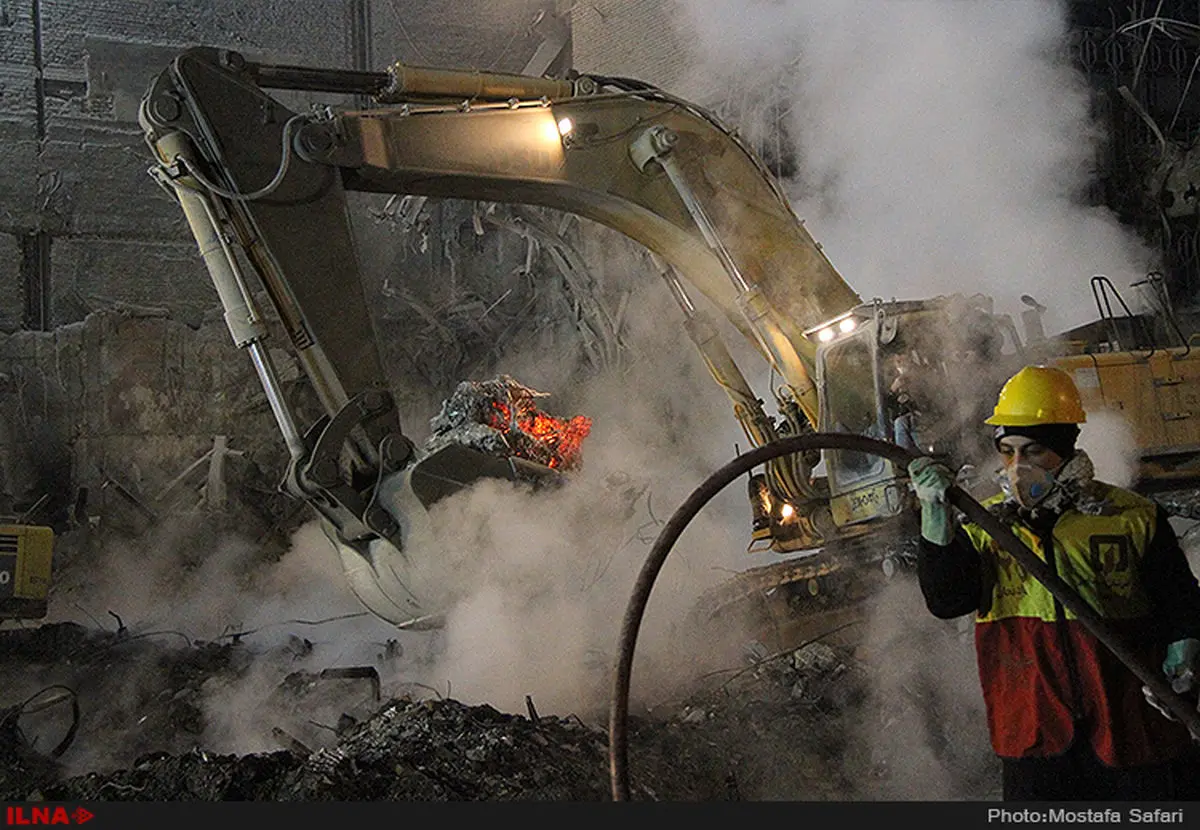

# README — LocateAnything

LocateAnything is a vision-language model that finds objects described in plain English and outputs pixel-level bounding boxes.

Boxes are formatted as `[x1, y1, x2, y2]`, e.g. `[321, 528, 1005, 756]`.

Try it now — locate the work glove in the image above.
[907, 456, 956, 546]
[1142, 638, 1200, 721]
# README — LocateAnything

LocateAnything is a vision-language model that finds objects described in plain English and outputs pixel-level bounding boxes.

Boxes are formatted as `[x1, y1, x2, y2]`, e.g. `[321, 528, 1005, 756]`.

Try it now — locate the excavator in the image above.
[0, 521, 52, 621]
[126, 47, 1200, 643]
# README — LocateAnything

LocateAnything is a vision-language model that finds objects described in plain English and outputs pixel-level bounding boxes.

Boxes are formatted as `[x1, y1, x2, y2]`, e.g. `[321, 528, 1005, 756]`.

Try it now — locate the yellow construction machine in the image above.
[0, 522, 53, 621]
[135, 48, 1200, 640]
[1046, 274, 1200, 491]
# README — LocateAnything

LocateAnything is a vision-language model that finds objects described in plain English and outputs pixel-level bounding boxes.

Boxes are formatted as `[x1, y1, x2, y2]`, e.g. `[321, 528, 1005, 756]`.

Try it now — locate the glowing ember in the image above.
[426, 375, 592, 472]
[487, 399, 592, 470]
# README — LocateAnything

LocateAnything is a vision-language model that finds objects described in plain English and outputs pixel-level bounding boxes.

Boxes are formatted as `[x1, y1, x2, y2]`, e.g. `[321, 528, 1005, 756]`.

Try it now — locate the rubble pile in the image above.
[664, 637, 998, 800]
[21, 698, 715, 802]
[0, 618, 997, 801]
[0, 623, 249, 800]
[0, 621, 729, 801]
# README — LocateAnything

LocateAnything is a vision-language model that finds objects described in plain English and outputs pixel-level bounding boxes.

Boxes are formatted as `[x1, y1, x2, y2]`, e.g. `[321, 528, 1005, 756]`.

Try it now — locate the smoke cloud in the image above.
[851, 578, 997, 800]
[38, 518, 412, 769]
[660, 0, 1164, 795]
[677, 0, 1158, 335]
[392, 239, 764, 715]
[29, 231, 766, 770]
[1078, 408, 1139, 488]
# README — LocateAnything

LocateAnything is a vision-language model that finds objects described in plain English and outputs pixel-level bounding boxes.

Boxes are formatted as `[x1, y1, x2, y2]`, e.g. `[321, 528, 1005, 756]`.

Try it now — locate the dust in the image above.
[387, 254, 767, 717]
[676, 0, 1159, 334]
[851, 577, 997, 800]
[1078, 409, 1140, 488]
[44, 515, 263, 640]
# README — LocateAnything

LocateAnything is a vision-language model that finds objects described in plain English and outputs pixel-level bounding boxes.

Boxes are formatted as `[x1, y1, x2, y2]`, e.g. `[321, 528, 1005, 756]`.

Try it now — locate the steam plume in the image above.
[678, 0, 1157, 335]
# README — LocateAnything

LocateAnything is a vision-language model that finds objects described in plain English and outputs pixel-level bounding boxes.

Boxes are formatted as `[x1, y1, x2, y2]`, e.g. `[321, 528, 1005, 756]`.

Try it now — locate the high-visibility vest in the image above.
[962, 483, 1191, 765]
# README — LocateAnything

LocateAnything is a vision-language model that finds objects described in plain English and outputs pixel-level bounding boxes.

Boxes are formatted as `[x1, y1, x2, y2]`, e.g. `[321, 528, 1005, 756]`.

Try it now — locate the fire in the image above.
[487, 399, 592, 470]
[427, 375, 593, 472]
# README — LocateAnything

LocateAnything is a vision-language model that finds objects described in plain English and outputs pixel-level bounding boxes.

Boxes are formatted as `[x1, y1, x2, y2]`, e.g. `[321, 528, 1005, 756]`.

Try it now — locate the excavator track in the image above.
[693, 534, 920, 655]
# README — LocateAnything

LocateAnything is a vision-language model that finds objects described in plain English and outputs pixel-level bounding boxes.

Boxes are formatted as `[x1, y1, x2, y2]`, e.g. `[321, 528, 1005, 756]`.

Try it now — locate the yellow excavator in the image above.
[132, 47, 1200, 640]
[1047, 273, 1200, 489]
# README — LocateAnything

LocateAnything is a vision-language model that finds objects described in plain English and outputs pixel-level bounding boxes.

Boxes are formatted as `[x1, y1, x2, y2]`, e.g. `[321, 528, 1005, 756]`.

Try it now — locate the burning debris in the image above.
[425, 376, 592, 472]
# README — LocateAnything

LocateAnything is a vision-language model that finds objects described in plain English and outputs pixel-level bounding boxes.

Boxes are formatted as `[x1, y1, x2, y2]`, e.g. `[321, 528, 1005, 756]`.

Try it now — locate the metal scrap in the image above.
[319, 667, 381, 702]
[0, 685, 80, 762]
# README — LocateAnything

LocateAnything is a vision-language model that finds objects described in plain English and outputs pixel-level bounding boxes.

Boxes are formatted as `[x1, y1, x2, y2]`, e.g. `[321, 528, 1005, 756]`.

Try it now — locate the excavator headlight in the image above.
[557, 116, 574, 137]
[838, 318, 857, 334]
[779, 503, 795, 520]
[817, 327, 835, 343]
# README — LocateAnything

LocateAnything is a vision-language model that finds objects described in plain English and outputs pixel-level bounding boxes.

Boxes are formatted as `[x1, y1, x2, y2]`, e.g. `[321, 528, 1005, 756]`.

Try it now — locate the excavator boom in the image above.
[139, 47, 862, 625]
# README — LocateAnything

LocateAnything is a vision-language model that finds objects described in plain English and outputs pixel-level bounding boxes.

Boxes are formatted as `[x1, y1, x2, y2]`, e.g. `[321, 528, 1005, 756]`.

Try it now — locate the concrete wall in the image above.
[566, 0, 696, 94]
[1, 0, 358, 331]
[0, 0, 554, 334]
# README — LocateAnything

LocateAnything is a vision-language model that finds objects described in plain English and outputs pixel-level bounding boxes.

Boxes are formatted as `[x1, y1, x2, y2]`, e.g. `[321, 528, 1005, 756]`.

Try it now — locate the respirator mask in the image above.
[998, 462, 1060, 509]
[993, 424, 1079, 511]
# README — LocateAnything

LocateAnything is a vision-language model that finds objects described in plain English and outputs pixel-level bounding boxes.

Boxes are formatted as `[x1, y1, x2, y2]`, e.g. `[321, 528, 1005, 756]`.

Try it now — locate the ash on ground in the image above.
[0, 616, 998, 801]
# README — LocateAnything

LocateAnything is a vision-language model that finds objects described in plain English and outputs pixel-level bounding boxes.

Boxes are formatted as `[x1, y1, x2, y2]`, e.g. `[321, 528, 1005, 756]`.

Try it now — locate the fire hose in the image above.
[608, 433, 1200, 801]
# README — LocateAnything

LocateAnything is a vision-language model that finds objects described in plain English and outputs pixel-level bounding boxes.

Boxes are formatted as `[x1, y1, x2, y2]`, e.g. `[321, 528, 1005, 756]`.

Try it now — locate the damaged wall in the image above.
[0, 0, 557, 334]
[0, 0, 566, 532]
[0, 308, 310, 547]
[565, 0, 695, 94]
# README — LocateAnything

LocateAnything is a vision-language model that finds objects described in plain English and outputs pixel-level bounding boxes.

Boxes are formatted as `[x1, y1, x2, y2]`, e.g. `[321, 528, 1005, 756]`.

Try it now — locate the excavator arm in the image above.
[139, 47, 861, 625]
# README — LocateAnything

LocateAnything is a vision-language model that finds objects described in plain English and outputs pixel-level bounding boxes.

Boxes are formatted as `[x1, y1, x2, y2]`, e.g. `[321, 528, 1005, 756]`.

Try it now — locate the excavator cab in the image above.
[814, 308, 906, 531]
[805, 295, 1020, 541]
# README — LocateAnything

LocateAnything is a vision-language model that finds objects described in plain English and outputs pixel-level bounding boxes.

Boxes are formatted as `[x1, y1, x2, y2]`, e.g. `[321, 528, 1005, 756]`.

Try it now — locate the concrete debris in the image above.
[786, 644, 870, 711]
[792, 642, 843, 674]
[1152, 488, 1200, 521]
[0, 616, 999, 801]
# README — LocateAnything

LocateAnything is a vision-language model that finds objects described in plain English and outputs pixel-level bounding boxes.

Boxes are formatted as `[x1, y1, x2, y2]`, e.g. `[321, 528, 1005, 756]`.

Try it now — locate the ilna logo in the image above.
[4, 806, 93, 825]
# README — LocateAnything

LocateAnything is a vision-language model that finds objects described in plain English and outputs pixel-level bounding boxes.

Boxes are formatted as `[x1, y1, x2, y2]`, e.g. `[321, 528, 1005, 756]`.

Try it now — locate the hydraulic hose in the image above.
[608, 433, 1200, 801]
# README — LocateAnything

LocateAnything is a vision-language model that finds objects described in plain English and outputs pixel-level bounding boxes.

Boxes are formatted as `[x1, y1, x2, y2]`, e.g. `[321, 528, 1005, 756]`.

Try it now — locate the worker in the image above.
[907, 365, 1200, 801]
[886, 349, 924, 451]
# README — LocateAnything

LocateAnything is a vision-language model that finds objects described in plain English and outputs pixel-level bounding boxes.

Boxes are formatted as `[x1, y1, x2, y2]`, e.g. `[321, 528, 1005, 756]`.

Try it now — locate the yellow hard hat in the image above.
[985, 365, 1087, 426]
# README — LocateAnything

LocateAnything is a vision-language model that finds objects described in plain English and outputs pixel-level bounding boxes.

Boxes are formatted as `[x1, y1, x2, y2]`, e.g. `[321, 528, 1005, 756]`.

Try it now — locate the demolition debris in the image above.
[426, 375, 593, 471]
[0, 616, 997, 801]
